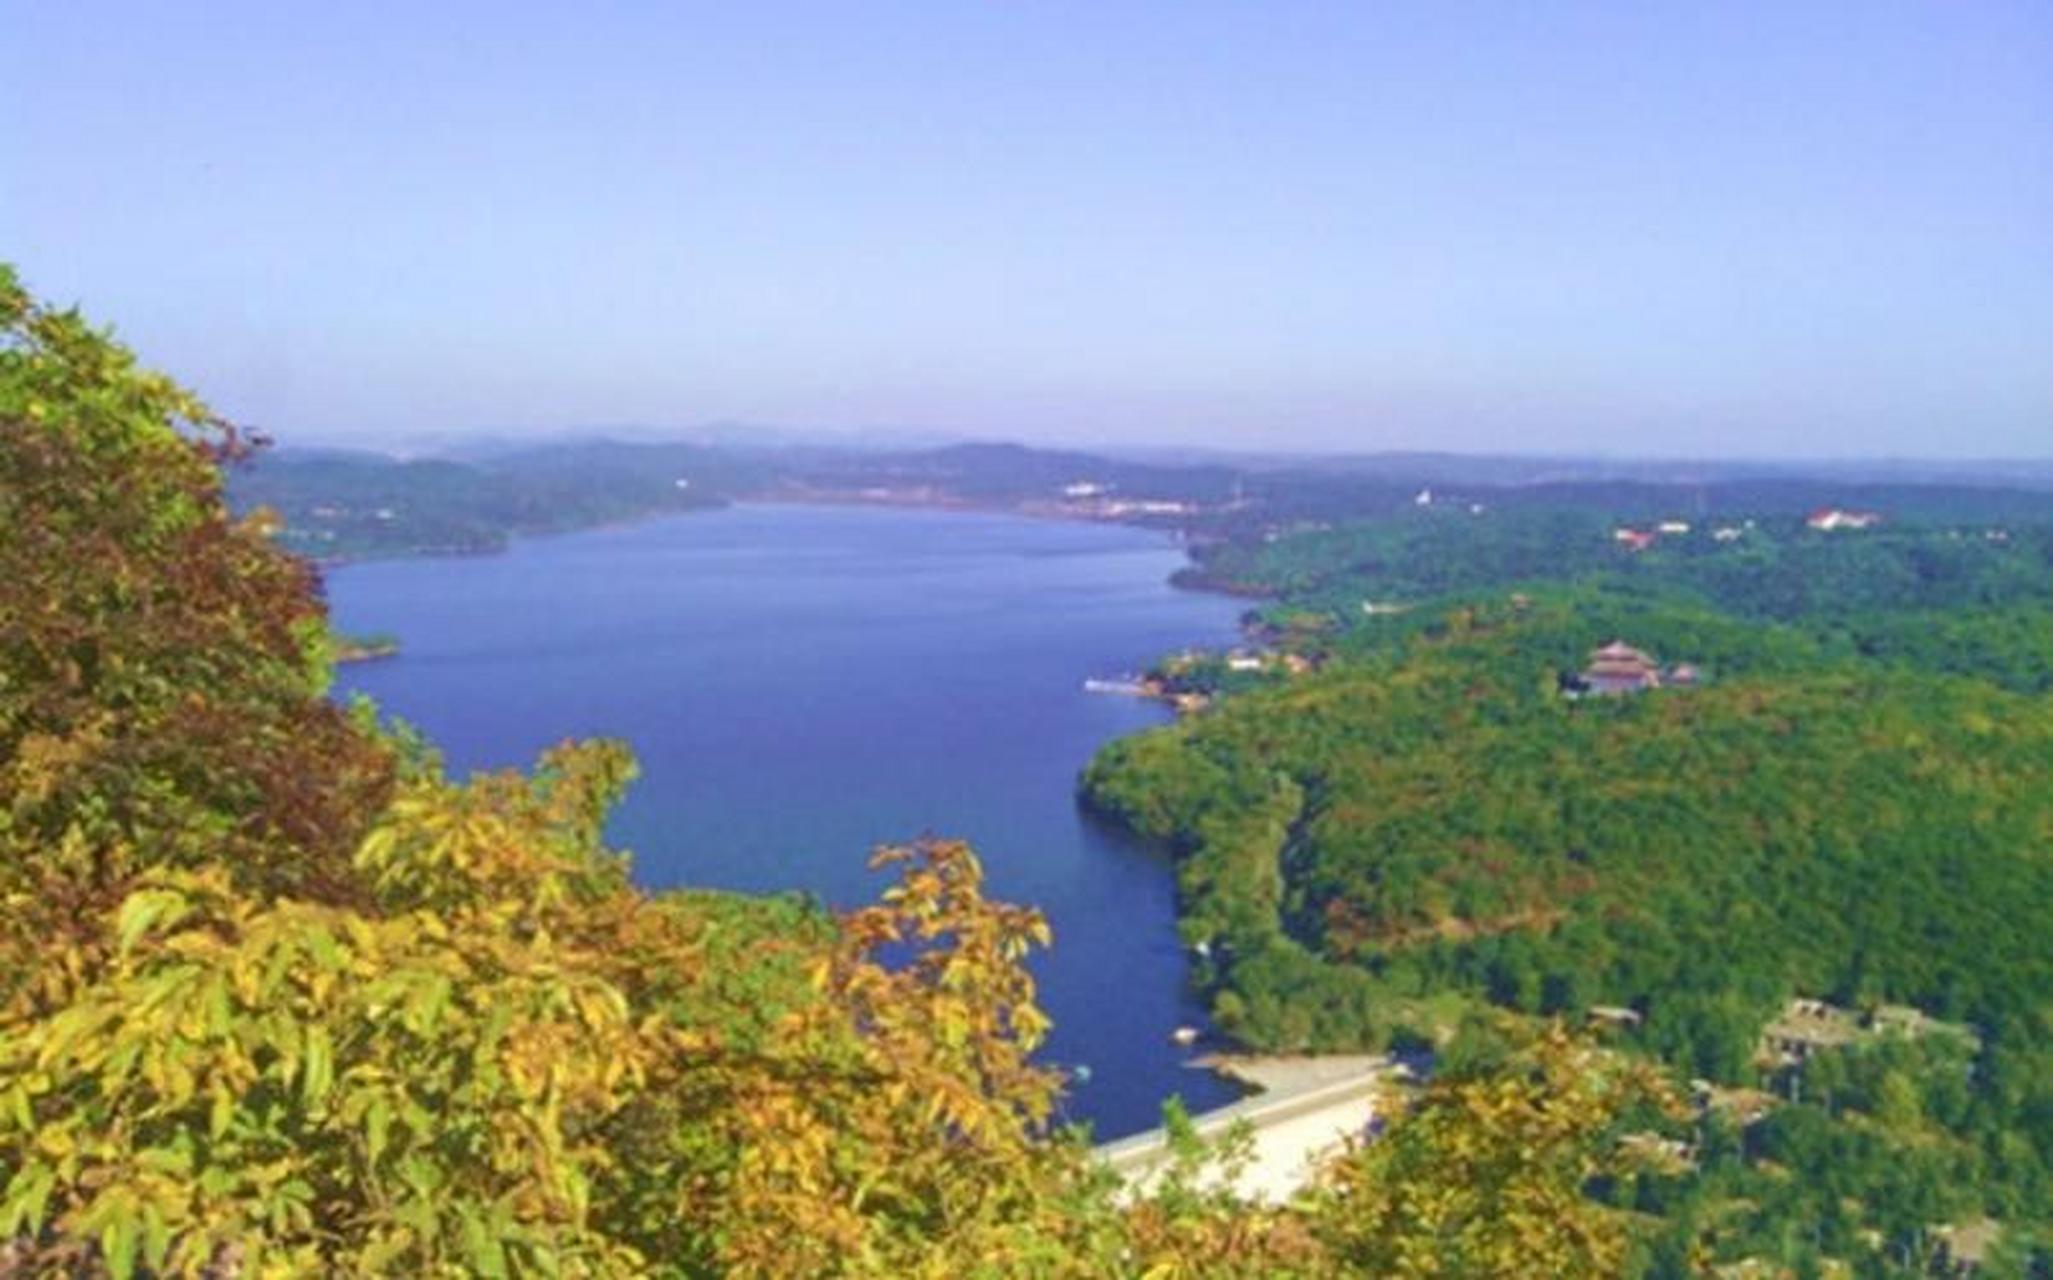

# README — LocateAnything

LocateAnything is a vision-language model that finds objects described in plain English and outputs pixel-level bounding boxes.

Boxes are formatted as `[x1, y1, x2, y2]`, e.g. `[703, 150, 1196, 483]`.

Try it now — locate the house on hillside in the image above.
[1612, 527, 1657, 552]
[1935, 1218, 2001, 1276]
[1587, 1005, 1643, 1031]
[1807, 507, 1883, 531]
[1562, 642, 1705, 698]
[1581, 641, 1663, 695]
[1759, 998, 1861, 1066]
[1758, 997, 1981, 1071]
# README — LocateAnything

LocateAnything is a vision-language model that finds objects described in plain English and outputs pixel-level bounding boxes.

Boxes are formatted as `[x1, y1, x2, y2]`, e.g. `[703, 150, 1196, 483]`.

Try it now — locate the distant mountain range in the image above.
[228, 433, 2053, 563]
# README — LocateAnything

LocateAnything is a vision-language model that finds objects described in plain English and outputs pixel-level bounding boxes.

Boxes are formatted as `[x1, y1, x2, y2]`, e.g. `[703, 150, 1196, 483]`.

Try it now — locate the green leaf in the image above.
[1, 1163, 55, 1236]
[302, 1025, 334, 1106]
[461, 1207, 509, 1278]
[101, 1212, 138, 1280]
[208, 1081, 235, 1140]
[115, 887, 190, 953]
[2, 1084, 32, 1133]
[358, 1227, 416, 1273]
[141, 1203, 173, 1272]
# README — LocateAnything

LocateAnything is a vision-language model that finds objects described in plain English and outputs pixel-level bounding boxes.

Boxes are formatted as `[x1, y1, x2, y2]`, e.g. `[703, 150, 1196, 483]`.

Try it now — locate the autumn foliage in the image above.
[0, 268, 1649, 1276]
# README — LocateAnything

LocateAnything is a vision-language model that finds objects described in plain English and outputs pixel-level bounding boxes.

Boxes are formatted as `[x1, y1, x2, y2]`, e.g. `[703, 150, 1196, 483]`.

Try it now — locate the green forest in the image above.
[1087, 501, 2053, 1272]
[12, 265, 2053, 1274]
[225, 446, 743, 561]
[1, 279, 1726, 1275]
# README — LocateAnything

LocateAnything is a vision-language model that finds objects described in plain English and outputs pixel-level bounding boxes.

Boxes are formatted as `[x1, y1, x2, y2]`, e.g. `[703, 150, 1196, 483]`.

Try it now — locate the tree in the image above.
[1309, 1024, 1669, 1279]
[0, 265, 1727, 1276]
[0, 265, 392, 1019]
[0, 269, 1080, 1275]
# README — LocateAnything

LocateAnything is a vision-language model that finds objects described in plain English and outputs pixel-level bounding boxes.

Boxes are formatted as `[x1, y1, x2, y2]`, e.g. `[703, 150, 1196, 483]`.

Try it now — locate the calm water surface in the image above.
[327, 503, 1244, 1137]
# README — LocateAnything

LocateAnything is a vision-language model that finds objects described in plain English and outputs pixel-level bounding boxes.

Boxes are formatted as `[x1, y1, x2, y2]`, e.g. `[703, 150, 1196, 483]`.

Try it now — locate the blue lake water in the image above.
[325, 503, 1246, 1138]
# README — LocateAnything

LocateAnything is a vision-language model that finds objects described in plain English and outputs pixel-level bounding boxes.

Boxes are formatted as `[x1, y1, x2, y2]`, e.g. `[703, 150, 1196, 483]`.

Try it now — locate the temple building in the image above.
[1581, 640, 1663, 695]
[1561, 641, 1706, 698]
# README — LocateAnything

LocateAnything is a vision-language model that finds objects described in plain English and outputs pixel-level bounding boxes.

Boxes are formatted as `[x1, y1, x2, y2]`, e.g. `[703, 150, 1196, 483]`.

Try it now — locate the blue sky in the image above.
[3, 2, 2049, 456]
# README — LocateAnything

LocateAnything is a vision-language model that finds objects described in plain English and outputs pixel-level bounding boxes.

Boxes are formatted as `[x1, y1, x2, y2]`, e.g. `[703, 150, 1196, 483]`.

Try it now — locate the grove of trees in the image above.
[0, 272, 1670, 1275]
[1087, 503, 2053, 1271]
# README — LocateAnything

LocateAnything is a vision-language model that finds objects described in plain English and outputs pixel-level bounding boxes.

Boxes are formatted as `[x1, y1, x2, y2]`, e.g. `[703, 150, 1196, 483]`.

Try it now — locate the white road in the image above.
[1096, 1054, 1399, 1202]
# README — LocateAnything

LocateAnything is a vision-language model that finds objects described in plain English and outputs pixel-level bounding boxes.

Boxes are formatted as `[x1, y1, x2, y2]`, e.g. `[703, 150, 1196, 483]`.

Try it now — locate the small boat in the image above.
[1072, 1063, 1093, 1083]
[1170, 1025, 1200, 1047]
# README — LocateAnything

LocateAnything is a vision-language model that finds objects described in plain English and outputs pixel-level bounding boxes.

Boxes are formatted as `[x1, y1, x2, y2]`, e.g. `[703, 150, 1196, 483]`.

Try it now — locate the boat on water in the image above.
[1083, 676, 1151, 696]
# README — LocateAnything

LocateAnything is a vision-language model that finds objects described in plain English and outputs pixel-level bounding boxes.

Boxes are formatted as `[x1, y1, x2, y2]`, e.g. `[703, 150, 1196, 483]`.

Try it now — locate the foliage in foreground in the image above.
[0, 265, 1661, 1275]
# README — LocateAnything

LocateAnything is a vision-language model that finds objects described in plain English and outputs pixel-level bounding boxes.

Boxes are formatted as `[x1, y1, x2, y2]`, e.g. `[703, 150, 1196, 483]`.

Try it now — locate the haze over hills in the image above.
[10, 0, 2053, 1270]
[229, 430, 2053, 564]
[206, 400, 2053, 1270]
[278, 420, 2053, 480]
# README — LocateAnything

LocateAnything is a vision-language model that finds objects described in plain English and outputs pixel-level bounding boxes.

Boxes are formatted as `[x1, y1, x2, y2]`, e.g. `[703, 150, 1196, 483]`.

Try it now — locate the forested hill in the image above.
[228, 434, 2053, 563]
[1084, 502, 2053, 1270]
[27, 249, 2053, 1270]
[222, 445, 747, 559]
[1087, 609, 2053, 1058]
[6, 268, 1723, 1275]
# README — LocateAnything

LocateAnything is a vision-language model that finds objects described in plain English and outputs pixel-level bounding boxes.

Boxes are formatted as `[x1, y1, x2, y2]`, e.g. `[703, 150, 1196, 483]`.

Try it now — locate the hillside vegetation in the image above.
[1087, 507, 2053, 1272]
[0, 272, 1674, 1275]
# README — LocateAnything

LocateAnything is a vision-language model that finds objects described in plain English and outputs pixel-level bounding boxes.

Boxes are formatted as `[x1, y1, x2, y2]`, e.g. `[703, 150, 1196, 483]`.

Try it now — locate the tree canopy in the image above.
[1087, 502, 2053, 1271]
[0, 268, 1659, 1275]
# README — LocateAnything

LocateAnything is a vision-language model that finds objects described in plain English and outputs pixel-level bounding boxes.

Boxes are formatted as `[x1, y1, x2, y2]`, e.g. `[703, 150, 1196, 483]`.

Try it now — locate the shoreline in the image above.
[325, 498, 1253, 1138]
[303, 489, 1214, 571]
[317, 495, 1289, 1103]
[1189, 1051, 1402, 1098]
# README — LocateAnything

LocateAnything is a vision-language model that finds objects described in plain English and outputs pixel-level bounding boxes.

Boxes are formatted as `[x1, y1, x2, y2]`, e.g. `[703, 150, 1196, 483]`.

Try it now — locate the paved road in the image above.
[1097, 1055, 1398, 1202]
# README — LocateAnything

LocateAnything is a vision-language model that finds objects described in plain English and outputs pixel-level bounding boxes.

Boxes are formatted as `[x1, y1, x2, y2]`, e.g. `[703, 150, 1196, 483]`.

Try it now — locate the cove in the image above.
[325, 502, 1246, 1138]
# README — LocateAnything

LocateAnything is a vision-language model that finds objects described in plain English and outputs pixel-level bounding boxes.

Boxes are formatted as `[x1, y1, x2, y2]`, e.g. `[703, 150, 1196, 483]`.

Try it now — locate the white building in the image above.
[1807, 507, 1883, 531]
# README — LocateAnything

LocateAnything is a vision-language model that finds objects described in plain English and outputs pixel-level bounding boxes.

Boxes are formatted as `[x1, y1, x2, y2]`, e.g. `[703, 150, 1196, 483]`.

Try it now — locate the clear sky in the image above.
[4, 2, 2049, 456]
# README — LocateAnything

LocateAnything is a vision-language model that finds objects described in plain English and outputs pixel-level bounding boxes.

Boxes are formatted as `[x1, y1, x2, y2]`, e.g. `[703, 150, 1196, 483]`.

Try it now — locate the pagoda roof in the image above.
[1591, 640, 1655, 663]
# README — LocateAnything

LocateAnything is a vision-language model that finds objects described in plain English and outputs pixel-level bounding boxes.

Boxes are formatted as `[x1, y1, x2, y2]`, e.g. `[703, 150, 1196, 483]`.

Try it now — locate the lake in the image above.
[325, 502, 1247, 1138]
